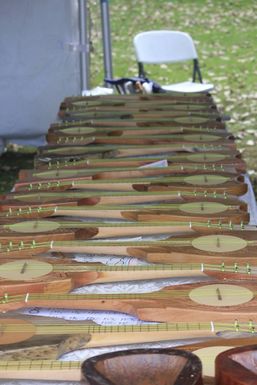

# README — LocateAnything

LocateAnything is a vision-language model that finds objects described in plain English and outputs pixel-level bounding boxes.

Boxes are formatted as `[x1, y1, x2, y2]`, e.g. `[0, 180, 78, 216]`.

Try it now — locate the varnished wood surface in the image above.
[215, 344, 257, 385]
[83, 348, 203, 385]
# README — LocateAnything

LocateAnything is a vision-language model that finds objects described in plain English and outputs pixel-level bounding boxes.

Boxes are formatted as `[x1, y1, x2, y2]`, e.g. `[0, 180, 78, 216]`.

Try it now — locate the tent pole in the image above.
[79, 0, 90, 91]
[100, 0, 113, 86]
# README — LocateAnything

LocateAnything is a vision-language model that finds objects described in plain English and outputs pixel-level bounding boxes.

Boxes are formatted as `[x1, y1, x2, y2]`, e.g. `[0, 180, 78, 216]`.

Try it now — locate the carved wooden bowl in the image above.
[215, 344, 257, 385]
[83, 348, 203, 385]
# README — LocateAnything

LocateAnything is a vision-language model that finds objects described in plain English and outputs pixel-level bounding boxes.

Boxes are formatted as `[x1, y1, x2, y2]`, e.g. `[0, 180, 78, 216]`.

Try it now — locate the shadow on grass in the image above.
[0, 150, 36, 193]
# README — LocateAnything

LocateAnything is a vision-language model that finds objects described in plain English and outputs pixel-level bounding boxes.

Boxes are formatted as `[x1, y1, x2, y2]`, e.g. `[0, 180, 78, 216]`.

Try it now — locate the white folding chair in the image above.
[133, 30, 214, 93]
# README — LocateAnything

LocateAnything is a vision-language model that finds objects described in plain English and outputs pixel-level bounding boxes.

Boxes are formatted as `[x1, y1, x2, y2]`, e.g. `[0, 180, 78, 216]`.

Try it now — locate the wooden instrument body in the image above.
[1, 281, 257, 322]
[215, 344, 257, 385]
[45, 133, 235, 147]
[60, 92, 215, 104]
[15, 166, 240, 184]
[47, 124, 227, 139]
[0, 256, 255, 296]
[1, 317, 257, 383]
[32, 155, 246, 176]
[0, 192, 247, 210]
[36, 142, 228, 159]
[1, 230, 257, 264]
[10, 174, 247, 196]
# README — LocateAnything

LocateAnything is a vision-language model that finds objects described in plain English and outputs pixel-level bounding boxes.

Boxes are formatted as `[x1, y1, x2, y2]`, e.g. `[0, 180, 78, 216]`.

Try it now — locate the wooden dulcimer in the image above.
[16, 165, 240, 184]
[59, 97, 218, 112]
[0, 201, 249, 238]
[0, 202, 248, 226]
[34, 151, 246, 173]
[0, 219, 199, 242]
[1, 230, 257, 264]
[45, 132, 236, 148]
[58, 106, 222, 119]
[47, 123, 227, 139]
[0, 258, 253, 296]
[11, 173, 247, 196]
[1, 315, 257, 382]
[2, 280, 257, 322]
[61, 96, 218, 109]
[36, 143, 228, 159]
[20, 162, 243, 183]
[60, 92, 215, 105]
[0, 193, 248, 220]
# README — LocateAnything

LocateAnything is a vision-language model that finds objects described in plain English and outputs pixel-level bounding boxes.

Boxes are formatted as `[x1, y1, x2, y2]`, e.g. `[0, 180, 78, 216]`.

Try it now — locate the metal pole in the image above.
[100, 0, 113, 86]
[79, 0, 90, 91]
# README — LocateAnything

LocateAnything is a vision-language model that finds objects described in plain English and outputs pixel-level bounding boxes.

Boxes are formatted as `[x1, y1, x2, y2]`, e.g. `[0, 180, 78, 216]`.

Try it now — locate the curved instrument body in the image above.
[60, 92, 215, 105]
[1, 230, 257, 263]
[32, 151, 246, 174]
[47, 124, 227, 139]
[11, 174, 247, 196]
[0, 191, 247, 211]
[16, 166, 240, 184]
[45, 133, 235, 148]
[83, 348, 203, 385]
[0, 200, 250, 240]
[215, 344, 257, 385]
[36, 143, 229, 160]
[2, 281, 257, 323]
[2, 313, 257, 382]
[0, 256, 256, 296]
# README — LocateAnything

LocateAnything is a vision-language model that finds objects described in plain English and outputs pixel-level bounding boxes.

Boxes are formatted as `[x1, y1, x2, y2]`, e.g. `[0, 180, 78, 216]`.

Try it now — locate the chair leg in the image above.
[138, 62, 147, 78]
[193, 59, 203, 83]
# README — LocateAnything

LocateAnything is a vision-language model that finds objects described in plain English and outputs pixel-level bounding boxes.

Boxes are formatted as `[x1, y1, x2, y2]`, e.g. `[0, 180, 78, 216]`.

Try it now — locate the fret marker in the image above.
[189, 284, 253, 307]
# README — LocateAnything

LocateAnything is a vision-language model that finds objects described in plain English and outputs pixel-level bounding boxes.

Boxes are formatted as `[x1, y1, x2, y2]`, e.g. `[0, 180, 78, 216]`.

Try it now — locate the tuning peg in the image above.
[248, 320, 255, 333]
[234, 319, 240, 332]
[246, 264, 251, 275]
[233, 263, 239, 273]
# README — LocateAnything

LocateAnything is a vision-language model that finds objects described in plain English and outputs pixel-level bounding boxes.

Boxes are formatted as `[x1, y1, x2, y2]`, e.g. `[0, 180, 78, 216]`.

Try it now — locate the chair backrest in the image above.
[133, 30, 198, 64]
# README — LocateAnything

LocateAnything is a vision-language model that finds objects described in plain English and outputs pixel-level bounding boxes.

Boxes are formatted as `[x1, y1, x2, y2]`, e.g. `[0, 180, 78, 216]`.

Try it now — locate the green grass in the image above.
[0, 0, 256, 193]
[89, 0, 257, 185]
[0, 147, 35, 194]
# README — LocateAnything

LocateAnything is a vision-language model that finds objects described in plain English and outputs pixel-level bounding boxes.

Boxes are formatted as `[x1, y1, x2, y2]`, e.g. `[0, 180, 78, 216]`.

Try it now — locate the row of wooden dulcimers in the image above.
[1, 91, 257, 385]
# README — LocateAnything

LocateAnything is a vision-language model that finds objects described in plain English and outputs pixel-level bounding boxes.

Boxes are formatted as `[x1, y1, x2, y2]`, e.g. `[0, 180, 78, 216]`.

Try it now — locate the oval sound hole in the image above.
[62, 127, 96, 135]
[0, 260, 53, 280]
[33, 169, 86, 179]
[0, 319, 36, 345]
[184, 174, 229, 186]
[179, 202, 227, 214]
[189, 284, 253, 307]
[7, 220, 60, 233]
[186, 153, 227, 163]
[47, 147, 87, 154]
[174, 116, 207, 124]
[184, 134, 218, 142]
[191, 235, 247, 253]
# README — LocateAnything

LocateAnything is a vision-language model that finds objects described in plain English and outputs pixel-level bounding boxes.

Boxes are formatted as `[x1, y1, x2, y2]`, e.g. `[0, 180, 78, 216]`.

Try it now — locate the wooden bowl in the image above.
[83, 348, 203, 385]
[215, 344, 257, 384]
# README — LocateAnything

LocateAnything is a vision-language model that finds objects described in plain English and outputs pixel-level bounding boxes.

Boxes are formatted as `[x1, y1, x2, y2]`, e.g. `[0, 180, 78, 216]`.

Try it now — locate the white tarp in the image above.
[0, 0, 81, 152]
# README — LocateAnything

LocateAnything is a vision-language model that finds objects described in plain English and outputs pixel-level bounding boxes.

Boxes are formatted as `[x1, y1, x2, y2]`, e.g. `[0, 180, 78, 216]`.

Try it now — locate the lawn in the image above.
[0, 0, 256, 193]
